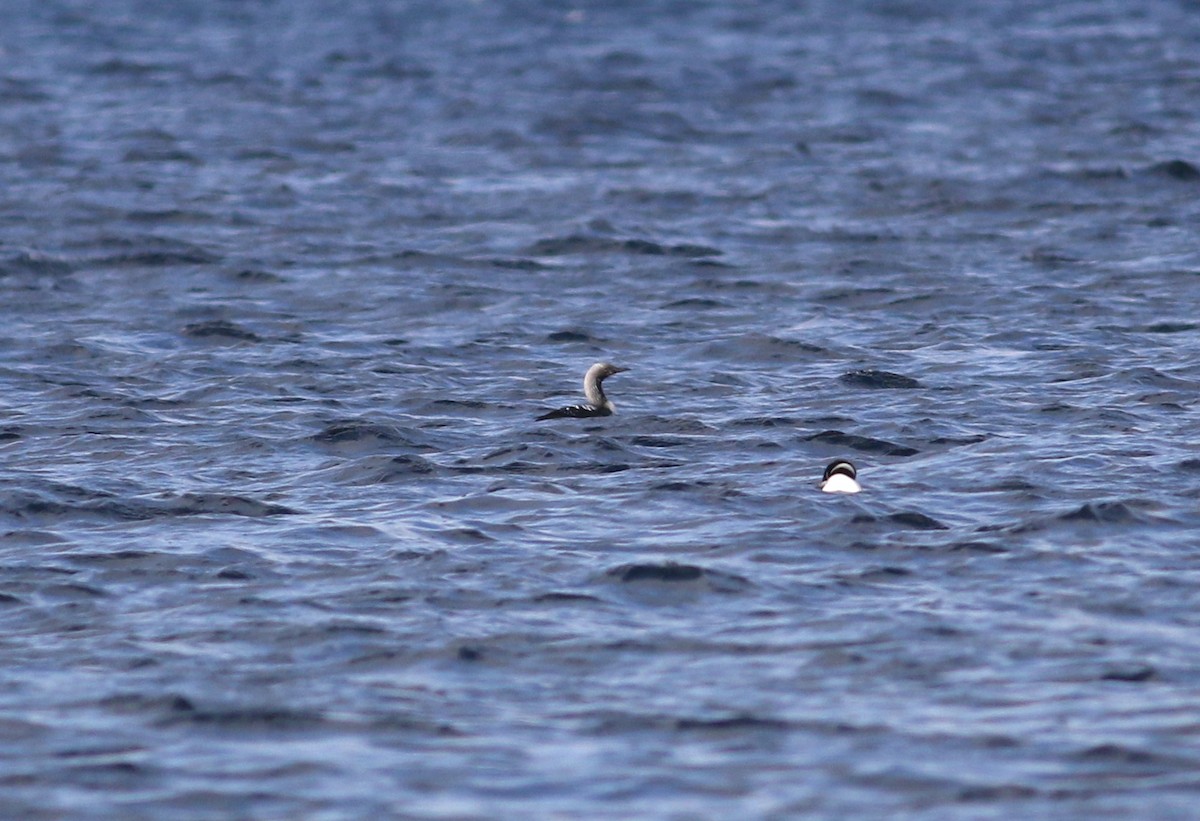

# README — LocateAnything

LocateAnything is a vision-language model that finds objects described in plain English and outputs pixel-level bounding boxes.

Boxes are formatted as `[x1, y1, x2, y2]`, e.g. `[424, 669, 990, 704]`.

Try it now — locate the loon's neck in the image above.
[584, 370, 608, 408]
[821, 473, 861, 494]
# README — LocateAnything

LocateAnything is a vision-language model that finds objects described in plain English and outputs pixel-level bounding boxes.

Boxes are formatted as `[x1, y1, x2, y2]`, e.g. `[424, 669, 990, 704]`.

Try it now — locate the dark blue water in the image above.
[4, 1, 1200, 817]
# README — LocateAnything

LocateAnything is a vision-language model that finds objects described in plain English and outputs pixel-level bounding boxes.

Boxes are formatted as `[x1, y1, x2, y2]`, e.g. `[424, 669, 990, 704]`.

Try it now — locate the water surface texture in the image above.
[3, 1, 1200, 818]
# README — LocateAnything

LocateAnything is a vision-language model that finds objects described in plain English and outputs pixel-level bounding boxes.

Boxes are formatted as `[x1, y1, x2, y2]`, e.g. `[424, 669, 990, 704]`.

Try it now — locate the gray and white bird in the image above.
[536, 362, 628, 421]
[820, 459, 861, 494]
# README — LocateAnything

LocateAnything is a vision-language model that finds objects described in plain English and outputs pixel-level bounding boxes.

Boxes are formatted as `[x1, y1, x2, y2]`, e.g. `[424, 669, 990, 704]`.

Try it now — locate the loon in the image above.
[821, 459, 861, 494]
[536, 362, 628, 420]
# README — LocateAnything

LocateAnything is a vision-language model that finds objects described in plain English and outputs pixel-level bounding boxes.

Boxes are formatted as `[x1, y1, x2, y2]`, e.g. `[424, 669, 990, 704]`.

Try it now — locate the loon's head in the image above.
[820, 459, 861, 494]
[589, 362, 629, 381]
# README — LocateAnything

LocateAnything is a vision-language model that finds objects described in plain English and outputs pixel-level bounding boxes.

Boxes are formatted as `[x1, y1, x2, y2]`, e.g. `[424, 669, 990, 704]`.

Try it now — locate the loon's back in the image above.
[536, 404, 612, 421]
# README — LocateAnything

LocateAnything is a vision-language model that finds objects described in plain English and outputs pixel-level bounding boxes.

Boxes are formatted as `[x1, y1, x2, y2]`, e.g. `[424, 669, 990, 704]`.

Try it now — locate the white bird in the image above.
[820, 459, 861, 493]
[536, 362, 628, 420]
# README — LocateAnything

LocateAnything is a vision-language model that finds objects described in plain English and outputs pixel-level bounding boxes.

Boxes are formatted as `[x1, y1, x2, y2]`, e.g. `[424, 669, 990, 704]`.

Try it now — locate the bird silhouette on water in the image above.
[536, 362, 628, 420]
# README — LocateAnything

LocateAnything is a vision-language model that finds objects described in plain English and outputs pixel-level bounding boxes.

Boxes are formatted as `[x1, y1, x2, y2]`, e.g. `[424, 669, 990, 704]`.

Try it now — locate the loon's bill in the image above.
[820, 459, 861, 494]
[536, 362, 628, 421]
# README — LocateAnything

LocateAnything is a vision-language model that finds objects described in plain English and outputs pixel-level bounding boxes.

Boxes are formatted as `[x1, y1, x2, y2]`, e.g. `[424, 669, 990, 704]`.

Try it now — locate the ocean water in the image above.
[3, 1, 1200, 817]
